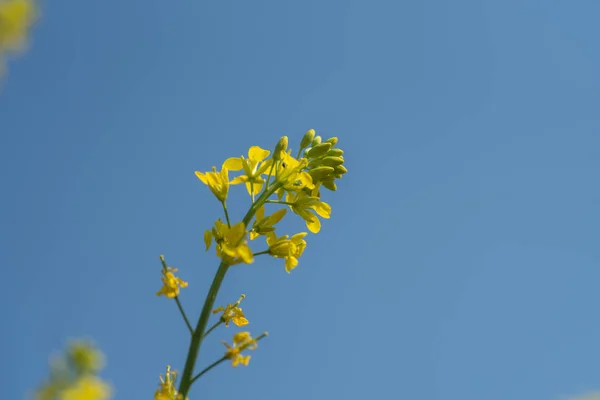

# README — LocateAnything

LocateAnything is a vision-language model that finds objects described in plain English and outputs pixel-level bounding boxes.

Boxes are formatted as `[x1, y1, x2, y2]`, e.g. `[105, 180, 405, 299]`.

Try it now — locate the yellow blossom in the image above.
[59, 376, 111, 400]
[67, 340, 105, 374]
[222, 331, 261, 367]
[0, 0, 36, 52]
[155, 365, 184, 400]
[250, 205, 287, 240]
[208, 219, 253, 265]
[156, 266, 188, 298]
[276, 150, 313, 192]
[195, 163, 230, 202]
[285, 191, 331, 233]
[212, 294, 249, 327]
[266, 231, 307, 273]
[224, 146, 272, 197]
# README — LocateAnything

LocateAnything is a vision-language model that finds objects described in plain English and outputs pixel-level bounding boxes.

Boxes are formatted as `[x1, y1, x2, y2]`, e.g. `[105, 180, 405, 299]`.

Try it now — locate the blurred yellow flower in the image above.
[59, 376, 111, 400]
[0, 0, 36, 52]
[156, 266, 188, 298]
[67, 340, 105, 374]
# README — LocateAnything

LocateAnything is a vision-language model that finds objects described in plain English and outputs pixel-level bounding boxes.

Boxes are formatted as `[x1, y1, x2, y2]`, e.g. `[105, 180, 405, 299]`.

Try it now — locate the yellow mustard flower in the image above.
[222, 331, 260, 367]
[195, 163, 229, 202]
[249, 205, 287, 240]
[67, 340, 105, 374]
[59, 376, 111, 400]
[224, 146, 272, 197]
[155, 365, 184, 400]
[276, 150, 313, 191]
[207, 219, 253, 265]
[156, 267, 188, 298]
[266, 231, 307, 273]
[212, 294, 249, 327]
[0, 0, 36, 52]
[285, 191, 331, 233]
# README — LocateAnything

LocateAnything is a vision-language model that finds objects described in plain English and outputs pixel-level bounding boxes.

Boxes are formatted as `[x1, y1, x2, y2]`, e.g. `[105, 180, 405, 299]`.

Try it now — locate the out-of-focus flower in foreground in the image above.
[0, 0, 37, 77]
[34, 340, 112, 400]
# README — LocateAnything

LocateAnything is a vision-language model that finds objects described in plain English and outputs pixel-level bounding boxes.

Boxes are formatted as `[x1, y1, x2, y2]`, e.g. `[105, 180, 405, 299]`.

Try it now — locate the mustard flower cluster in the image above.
[33, 340, 112, 400]
[150, 130, 346, 399]
[0, 0, 37, 77]
[199, 129, 346, 272]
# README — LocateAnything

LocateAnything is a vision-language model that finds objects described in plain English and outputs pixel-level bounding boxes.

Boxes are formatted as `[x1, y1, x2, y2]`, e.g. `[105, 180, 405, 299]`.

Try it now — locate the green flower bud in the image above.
[305, 143, 332, 158]
[326, 148, 344, 157]
[308, 166, 335, 181]
[334, 165, 348, 174]
[311, 136, 322, 146]
[273, 136, 288, 160]
[300, 129, 316, 149]
[325, 137, 338, 146]
[321, 177, 337, 191]
[319, 156, 344, 167]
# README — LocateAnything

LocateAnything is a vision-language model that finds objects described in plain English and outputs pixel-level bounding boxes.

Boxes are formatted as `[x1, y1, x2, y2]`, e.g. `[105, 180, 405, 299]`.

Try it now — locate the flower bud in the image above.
[305, 143, 332, 158]
[311, 136, 322, 146]
[319, 156, 344, 167]
[308, 166, 334, 181]
[300, 129, 316, 149]
[326, 148, 344, 157]
[324, 137, 338, 146]
[321, 177, 337, 191]
[333, 165, 348, 175]
[273, 136, 288, 160]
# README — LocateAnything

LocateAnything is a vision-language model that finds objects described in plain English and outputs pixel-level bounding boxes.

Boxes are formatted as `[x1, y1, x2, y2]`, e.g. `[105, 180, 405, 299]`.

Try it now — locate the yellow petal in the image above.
[230, 175, 248, 185]
[204, 230, 212, 251]
[195, 171, 208, 185]
[223, 157, 244, 171]
[304, 213, 321, 233]
[245, 181, 263, 196]
[268, 208, 287, 225]
[312, 201, 331, 219]
[285, 256, 299, 273]
[237, 244, 254, 264]
[248, 146, 270, 163]
[256, 205, 265, 221]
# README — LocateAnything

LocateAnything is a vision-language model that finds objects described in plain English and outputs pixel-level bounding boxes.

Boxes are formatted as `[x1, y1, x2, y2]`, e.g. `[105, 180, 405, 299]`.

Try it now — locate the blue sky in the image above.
[2, 0, 600, 399]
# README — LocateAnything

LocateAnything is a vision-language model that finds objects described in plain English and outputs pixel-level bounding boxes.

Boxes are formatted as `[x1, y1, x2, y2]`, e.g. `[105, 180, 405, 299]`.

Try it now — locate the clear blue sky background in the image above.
[2, 0, 600, 399]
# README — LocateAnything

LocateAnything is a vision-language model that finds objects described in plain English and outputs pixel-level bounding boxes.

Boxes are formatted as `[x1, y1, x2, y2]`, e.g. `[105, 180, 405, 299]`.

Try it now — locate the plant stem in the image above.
[221, 201, 231, 228]
[160, 256, 193, 335]
[264, 200, 294, 206]
[202, 320, 223, 339]
[253, 249, 270, 256]
[190, 357, 227, 385]
[178, 181, 283, 398]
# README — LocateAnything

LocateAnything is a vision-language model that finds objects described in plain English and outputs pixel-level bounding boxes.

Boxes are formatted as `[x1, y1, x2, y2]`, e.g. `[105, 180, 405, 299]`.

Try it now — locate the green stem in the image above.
[202, 320, 223, 339]
[190, 357, 227, 385]
[178, 181, 283, 398]
[253, 249, 270, 256]
[221, 201, 231, 228]
[160, 256, 193, 335]
[265, 162, 275, 189]
[264, 200, 294, 206]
